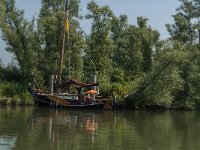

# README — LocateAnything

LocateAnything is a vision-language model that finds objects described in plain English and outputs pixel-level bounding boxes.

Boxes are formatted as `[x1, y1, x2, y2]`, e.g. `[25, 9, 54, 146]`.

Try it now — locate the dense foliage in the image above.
[1, 0, 200, 110]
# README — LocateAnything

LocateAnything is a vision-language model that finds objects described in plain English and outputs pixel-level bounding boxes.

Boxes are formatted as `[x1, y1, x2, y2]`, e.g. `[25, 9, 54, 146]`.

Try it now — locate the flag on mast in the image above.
[65, 18, 69, 32]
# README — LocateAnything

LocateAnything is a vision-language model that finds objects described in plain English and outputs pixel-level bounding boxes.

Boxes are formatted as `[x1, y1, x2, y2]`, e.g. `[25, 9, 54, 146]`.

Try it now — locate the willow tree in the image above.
[0, 0, 85, 86]
[0, 0, 40, 82]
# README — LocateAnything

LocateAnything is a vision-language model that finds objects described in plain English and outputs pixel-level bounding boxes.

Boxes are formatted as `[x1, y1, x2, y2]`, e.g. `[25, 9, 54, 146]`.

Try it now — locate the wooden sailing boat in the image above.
[28, 0, 112, 109]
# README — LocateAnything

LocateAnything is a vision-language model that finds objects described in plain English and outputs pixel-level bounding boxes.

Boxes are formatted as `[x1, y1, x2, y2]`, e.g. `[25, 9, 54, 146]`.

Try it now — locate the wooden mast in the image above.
[58, 0, 69, 84]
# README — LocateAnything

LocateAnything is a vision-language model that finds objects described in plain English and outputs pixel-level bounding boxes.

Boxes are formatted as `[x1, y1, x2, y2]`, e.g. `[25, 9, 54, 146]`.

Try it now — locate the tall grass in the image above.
[0, 82, 33, 106]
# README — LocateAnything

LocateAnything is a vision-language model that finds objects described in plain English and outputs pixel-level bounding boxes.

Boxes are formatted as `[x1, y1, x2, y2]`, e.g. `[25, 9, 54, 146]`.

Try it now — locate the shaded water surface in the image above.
[0, 107, 200, 150]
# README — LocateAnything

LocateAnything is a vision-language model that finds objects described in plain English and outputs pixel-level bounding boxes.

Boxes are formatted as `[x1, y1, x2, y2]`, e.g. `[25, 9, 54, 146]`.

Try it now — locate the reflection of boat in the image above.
[85, 119, 98, 132]
[28, 0, 112, 110]
[30, 108, 111, 145]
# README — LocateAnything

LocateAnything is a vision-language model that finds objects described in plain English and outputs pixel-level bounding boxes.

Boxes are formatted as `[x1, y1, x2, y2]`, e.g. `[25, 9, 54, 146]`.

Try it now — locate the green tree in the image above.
[192, 0, 200, 46]
[0, 0, 5, 21]
[0, 0, 40, 83]
[137, 17, 160, 73]
[38, 0, 85, 81]
[110, 15, 128, 82]
[110, 15, 162, 100]
[111, 15, 143, 81]
[165, 0, 200, 109]
[85, 1, 114, 81]
[111, 16, 160, 80]
[0, 0, 85, 86]
[166, 0, 196, 44]
[124, 41, 187, 109]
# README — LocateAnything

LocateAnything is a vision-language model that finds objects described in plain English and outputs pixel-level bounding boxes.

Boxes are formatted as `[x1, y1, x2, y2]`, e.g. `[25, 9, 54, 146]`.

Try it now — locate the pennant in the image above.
[65, 18, 69, 32]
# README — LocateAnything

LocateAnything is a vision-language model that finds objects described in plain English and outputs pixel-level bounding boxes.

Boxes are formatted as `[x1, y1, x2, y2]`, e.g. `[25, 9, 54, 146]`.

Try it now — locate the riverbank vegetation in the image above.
[0, 64, 33, 105]
[1, 0, 200, 110]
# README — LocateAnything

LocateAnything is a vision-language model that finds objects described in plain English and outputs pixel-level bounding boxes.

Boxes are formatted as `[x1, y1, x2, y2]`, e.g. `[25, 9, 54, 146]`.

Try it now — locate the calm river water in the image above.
[0, 107, 200, 150]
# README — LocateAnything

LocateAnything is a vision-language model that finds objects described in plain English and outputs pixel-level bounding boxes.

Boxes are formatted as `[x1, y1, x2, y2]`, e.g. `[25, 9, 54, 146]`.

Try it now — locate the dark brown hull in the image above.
[31, 91, 108, 109]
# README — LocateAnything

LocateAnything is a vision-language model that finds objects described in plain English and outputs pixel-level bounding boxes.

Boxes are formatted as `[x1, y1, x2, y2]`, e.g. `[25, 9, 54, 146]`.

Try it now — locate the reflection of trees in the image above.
[1, 108, 200, 149]
[0, 107, 34, 149]
[117, 111, 200, 150]
[26, 108, 114, 150]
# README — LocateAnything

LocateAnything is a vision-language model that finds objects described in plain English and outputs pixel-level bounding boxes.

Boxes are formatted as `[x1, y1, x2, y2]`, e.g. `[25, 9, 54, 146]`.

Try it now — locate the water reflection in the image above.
[29, 108, 114, 150]
[0, 136, 16, 150]
[1, 107, 200, 150]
